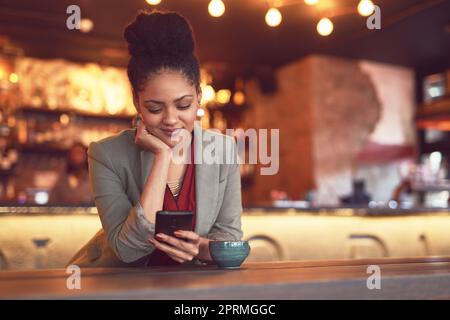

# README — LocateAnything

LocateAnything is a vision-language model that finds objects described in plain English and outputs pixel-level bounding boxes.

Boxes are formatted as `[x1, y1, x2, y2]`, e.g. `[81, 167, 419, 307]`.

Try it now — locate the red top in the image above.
[145, 133, 196, 266]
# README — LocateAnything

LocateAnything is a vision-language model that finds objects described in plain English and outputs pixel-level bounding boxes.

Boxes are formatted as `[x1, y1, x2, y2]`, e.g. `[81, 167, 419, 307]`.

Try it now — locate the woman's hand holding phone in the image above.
[149, 230, 202, 263]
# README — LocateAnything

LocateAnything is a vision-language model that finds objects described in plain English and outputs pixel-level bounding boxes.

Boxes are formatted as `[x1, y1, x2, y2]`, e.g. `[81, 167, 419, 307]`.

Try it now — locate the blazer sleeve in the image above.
[88, 141, 156, 263]
[207, 140, 244, 241]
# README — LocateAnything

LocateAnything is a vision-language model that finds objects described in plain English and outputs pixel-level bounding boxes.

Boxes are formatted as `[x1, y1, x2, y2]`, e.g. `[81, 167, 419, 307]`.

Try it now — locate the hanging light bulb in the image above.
[317, 17, 333, 36]
[146, 0, 162, 5]
[80, 18, 94, 33]
[265, 8, 282, 27]
[357, 0, 375, 17]
[304, 0, 319, 5]
[208, 0, 225, 18]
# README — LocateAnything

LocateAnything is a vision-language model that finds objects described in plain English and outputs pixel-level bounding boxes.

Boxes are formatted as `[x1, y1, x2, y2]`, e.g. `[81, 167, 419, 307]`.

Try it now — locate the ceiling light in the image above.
[265, 8, 282, 27]
[317, 17, 333, 36]
[208, 0, 225, 18]
[357, 0, 375, 17]
[80, 18, 94, 33]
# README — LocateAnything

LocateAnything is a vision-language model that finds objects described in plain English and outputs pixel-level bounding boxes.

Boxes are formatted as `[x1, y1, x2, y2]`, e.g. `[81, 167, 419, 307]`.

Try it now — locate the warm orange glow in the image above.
[16, 57, 134, 115]
[416, 119, 450, 131]
[59, 114, 70, 126]
[17, 120, 27, 144]
[7, 116, 16, 127]
[304, 0, 319, 5]
[233, 91, 245, 105]
[216, 89, 231, 104]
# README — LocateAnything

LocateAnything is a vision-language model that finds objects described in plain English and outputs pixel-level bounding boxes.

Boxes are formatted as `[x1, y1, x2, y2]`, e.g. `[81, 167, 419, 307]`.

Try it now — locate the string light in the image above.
[208, 0, 225, 18]
[142, 0, 375, 38]
[265, 8, 282, 27]
[357, 0, 375, 17]
[317, 17, 333, 36]
[80, 18, 94, 33]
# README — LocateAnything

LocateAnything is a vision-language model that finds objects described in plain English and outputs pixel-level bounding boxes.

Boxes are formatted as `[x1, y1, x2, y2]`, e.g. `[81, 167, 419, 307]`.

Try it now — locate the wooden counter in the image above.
[1, 256, 450, 299]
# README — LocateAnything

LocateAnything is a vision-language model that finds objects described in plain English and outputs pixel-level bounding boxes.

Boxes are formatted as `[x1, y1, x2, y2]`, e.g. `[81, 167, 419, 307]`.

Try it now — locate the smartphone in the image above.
[154, 210, 193, 237]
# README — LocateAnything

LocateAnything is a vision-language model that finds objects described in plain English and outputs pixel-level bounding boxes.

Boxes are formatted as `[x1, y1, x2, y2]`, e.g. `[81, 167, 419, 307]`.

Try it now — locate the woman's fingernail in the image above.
[156, 233, 164, 239]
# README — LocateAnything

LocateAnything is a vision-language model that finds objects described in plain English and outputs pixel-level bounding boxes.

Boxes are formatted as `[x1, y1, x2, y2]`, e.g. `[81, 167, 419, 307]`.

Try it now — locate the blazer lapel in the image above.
[193, 122, 219, 236]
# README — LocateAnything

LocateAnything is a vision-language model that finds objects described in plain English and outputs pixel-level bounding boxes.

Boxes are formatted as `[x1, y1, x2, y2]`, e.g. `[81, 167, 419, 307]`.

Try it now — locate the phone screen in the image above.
[154, 210, 193, 237]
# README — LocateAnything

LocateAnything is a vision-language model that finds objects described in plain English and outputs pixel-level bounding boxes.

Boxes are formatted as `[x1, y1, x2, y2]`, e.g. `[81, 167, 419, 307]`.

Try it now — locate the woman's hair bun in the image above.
[124, 10, 195, 58]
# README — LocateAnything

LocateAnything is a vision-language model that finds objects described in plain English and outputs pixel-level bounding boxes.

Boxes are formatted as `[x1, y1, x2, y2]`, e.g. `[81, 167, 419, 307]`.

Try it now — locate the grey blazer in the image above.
[67, 122, 243, 267]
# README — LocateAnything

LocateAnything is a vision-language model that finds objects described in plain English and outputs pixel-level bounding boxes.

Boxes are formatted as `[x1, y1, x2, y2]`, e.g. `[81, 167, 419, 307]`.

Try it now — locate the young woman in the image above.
[67, 10, 243, 267]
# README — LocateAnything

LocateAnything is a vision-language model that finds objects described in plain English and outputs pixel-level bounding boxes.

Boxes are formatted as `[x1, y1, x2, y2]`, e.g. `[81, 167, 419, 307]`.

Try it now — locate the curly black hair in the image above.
[124, 10, 201, 94]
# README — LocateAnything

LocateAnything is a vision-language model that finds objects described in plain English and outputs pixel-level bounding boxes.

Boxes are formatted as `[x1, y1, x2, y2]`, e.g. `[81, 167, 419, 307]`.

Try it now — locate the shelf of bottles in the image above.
[15, 107, 133, 154]
[0, 54, 139, 203]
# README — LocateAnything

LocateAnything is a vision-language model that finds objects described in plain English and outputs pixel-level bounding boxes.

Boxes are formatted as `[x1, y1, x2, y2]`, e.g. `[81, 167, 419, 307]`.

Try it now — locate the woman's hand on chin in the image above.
[135, 120, 172, 156]
[148, 230, 211, 263]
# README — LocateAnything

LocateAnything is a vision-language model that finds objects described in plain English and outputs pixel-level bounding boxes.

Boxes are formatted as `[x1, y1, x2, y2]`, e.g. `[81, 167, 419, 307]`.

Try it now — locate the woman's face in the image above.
[134, 70, 200, 148]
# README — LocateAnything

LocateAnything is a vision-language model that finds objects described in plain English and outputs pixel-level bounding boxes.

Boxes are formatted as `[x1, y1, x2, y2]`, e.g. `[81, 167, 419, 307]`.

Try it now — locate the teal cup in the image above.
[208, 240, 251, 269]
